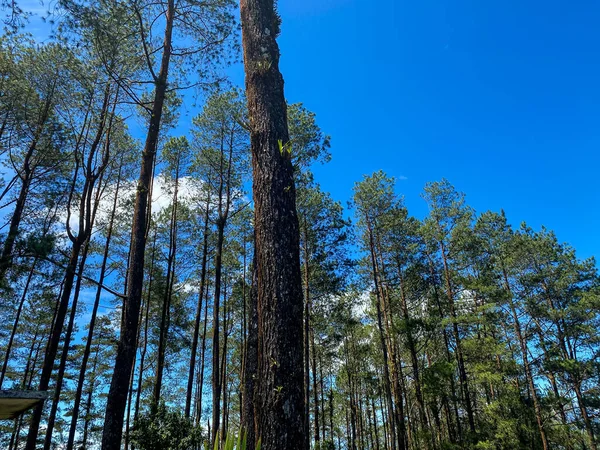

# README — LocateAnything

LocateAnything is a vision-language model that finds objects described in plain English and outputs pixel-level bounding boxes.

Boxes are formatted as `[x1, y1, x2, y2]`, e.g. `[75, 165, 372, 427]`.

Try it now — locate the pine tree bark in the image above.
[239, 1, 306, 449]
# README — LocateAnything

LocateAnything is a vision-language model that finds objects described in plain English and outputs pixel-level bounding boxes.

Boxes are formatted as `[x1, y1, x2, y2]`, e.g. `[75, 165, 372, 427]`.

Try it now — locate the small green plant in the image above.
[277, 139, 292, 157]
[204, 430, 261, 450]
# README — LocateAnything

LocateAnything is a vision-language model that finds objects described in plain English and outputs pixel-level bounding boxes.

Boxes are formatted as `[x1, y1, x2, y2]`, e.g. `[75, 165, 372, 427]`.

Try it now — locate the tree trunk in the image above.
[0, 88, 54, 281]
[101, 0, 174, 445]
[439, 242, 476, 435]
[239, 2, 306, 447]
[24, 237, 82, 450]
[186, 189, 212, 417]
[153, 154, 180, 407]
[366, 223, 399, 450]
[312, 329, 320, 448]
[242, 255, 258, 446]
[43, 238, 92, 449]
[502, 266, 548, 450]
[0, 258, 37, 387]
[67, 162, 123, 450]
[82, 341, 102, 450]
[212, 220, 225, 446]
[196, 280, 211, 424]
[303, 225, 311, 450]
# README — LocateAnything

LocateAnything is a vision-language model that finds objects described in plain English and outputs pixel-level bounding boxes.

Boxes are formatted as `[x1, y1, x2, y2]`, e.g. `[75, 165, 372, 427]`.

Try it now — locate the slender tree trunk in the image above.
[153, 156, 180, 407]
[242, 255, 258, 446]
[43, 238, 92, 449]
[312, 329, 320, 448]
[196, 280, 211, 424]
[67, 163, 123, 450]
[220, 281, 230, 443]
[502, 266, 548, 450]
[303, 226, 311, 450]
[186, 189, 212, 417]
[396, 263, 429, 442]
[24, 238, 82, 449]
[82, 341, 102, 450]
[134, 229, 157, 431]
[574, 381, 597, 450]
[439, 242, 476, 435]
[101, 0, 174, 444]
[0, 89, 54, 281]
[0, 258, 37, 387]
[366, 223, 399, 450]
[425, 253, 461, 444]
[8, 327, 39, 450]
[319, 355, 326, 444]
[372, 398, 380, 450]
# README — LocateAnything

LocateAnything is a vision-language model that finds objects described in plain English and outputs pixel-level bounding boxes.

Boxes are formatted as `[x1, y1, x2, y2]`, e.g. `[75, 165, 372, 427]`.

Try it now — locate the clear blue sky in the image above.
[261, 0, 599, 261]
[20, 0, 600, 261]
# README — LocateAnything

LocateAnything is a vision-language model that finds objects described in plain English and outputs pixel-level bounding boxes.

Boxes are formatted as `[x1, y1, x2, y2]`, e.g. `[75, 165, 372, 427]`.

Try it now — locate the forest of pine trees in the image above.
[0, 1, 599, 450]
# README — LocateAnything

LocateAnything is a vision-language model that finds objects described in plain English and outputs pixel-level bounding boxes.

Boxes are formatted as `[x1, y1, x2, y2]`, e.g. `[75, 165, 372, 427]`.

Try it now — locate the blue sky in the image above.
[263, 0, 599, 261]
[17, 0, 600, 261]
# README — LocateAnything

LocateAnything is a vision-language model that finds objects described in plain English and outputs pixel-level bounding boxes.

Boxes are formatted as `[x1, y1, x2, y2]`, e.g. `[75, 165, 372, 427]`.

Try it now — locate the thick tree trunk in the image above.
[101, 1, 174, 446]
[239, 1, 306, 448]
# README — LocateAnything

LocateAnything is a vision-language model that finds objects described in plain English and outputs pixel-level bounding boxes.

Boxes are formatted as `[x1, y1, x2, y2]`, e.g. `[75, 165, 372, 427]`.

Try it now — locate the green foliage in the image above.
[131, 402, 203, 450]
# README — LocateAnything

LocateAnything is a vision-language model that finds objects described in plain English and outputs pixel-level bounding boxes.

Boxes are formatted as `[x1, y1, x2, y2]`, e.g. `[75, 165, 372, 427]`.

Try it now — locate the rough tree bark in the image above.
[239, 2, 306, 448]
